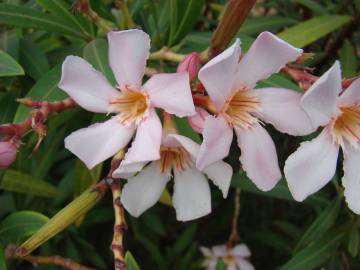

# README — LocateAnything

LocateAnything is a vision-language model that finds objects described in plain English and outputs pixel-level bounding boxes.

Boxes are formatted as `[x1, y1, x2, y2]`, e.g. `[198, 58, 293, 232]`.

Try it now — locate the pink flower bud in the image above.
[188, 107, 209, 133]
[177, 52, 200, 81]
[0, 141, 18, 169]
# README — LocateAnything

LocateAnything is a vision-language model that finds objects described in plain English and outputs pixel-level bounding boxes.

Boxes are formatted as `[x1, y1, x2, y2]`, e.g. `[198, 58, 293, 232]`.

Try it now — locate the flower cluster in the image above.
[55, 29, 360, 221]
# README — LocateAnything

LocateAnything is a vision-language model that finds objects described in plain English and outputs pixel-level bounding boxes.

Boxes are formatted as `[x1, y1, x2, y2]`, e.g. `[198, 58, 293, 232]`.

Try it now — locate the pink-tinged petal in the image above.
[64, 117, 135, 169]
[232, 244, 251, 257]
[255, 87, 315, 136]
[177, 52, 200, 81]
[121, 162, 170, 217]
[188, 107, 209, 133]
[342, 146, 360, 214]
[284, 129, 339, 201]
[173, 166, 211, 221]
[227, 265, 237, 270]
[200, 247, 213, 257]
[198, 39, 241, 110]
[212, 245, 227, 257]
[121, 110, 162, 165]
[338, 77, 360, 107]
[234, 32, 302, 89]
[143, 72, 195, 117]
[58, 56, 120, 113]
[203, 161, 232, 198]
[164, 134, 200, 160]
[196, 115, 233, 170]
[107, 29, 150, 89]
[112, 161, 146, 179]
[235, 123, 281, 191]
[236, 259, 255, 270]
[301, 61, 342, 127]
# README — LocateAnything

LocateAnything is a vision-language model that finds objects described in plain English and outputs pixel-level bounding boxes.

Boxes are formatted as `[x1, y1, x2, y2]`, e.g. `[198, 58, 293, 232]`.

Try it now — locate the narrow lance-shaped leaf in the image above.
[0, 50, 24, 77]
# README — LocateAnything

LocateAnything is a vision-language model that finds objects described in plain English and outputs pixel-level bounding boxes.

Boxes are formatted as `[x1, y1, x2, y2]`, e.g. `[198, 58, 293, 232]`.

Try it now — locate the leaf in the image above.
[13, 65, 66, 123]
[0, 49, 24, 77]
[171, 224, 197, 257]
[0, 169, 60, 198]
[294, 197, 341, 251]
[0, 245, 7, 270]
[0, 30, 19, 60]
[0, 4, 90, 39]
[0, 211, 49, 245]
[19, 38, 50, 80]
[216, 259, 227, 270]
[277, 15, 351, 47]
[0, 89, 21, 124]
[292, 0, 328, 15]
[347, 229, 359, 257]
[280, 232, 344, 270]
[257, 73, 301, 91]
[239, 16, 298, 36]
[339, 39, 358, 78]
[174, 116, 201, 143]
[125, 251, 141, 270]
[159, 188, 172, 207]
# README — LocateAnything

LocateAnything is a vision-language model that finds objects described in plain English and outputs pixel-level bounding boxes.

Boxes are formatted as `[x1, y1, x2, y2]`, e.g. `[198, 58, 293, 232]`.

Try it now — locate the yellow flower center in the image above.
[158, 146, 192, 173]
[222, 89, 261, 129]
[330, 105, 360, 148]
[110, 86, 149, 125]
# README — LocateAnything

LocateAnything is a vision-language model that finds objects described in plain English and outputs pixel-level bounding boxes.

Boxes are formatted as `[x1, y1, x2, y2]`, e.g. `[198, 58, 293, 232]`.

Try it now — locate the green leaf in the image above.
[171, 224, 197, 258]
[347, 229, 359, 257]
[0, 89, 21, 124]
[0, 4, 90, 39]
[125, 251, 141, 270]
[257, 73, 301, 91]
[74, 160, 102, 198]
[0, 30, 19, 60]
[339, 39, 358, 78]
[19, 38, 50, 80]
[239, 16, 298, 36]
[0, 245, 7, 270]
[280, 232, 344, 270]
[277, 15, 351, 47]
[0, 49, 24, 77]
[0, 169, 60, 198]
[292, 0, 328, 15]
[13, 65, 66, 123]
[216, 259, 227, 270]
[83, 38, 116, 86]
[0, 211, 49, 245]
[174, 116, 201, 143]
[294, 197, 341, 251]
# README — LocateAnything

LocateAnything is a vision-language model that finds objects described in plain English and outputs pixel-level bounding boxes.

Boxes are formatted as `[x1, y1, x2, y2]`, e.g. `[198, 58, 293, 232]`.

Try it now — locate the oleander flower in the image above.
[200, 244, 254, 270]
[113, 133, 232, 221]
[58, 29, 195, 169]
[284, 61, 360, 214]
[196, 31, 314, 191]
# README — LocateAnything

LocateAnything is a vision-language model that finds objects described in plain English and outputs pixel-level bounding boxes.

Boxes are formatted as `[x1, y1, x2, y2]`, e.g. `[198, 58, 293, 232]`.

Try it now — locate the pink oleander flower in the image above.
[112, 133, 232, 221]
[200, 244, 254, 270]
[58, 29, 195, 169]
[177, 52, 200, 81]
[0, 140, 18, 169]
[188, 107, 210, 133]
[196, 31, 314, 191]
[284, 61, 360, 214]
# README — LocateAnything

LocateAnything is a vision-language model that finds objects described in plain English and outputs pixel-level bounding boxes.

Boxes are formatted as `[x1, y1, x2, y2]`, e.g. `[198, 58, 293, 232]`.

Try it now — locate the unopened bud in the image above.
[177, 52, 200, 81]
[188, 107, 209, 133]
[0, 140, 18, 169]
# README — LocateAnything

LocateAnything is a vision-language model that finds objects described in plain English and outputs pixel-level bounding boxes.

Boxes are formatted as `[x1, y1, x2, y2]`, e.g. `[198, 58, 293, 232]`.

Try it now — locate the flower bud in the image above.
[177, 52, 200, 81]
[188, 107, 209, 133]
[0, 140, 18, 169]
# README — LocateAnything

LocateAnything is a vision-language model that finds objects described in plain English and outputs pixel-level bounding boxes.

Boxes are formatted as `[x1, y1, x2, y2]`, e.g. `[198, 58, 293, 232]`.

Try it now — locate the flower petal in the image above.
[284, 129, 339, 201]
[200, 247, 213, 257]
[188, 107, 209, 133]
[342, 146, 360, 214]
[173, 166, 211, 221]
[237, 259, 255, 270]
[203, 161, 233, 198]
[338, 77, 360, 107]
[235, 123, 281, 191]
[64, 117, 135, 169]
[58, 56, 120, 113]
[212, 245, 227, 257]
[255, 87, 315, 136]
[107, 29, 150, 89]
[198, 39, 241, 110]
[112, 161, 146, 179]
[143, 72, 195, 117]
[232, 244, 251, 257]
[234, 32, 302, 89]
[163, 134, 200, 160]
[301, 61, 342, 127]
[121, 162, 169, 217]
[121, 110, 162, 165]
[196, 115, 233, 171]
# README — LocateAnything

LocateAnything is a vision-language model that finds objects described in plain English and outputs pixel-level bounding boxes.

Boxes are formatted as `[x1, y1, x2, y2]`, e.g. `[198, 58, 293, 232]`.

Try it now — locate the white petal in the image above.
[121, 111, 162, 165]
[235, 123, 281, 191]
[143, 72, 195, 117]
[200, 247, 213, 257]
[237, 259, 255, 270]
[301, 61, 342, 127]
[284, 129, 339, 201]
[163, 134, 200, 160]
[338, 77, 360, 107]
[121, 162, 170, 217]
[234, 32, 302, 89]
[256, 87, 315, 136]
[342, 147, 360, 214]
[198, 39, 241, 110]
[196, 116, 233, 170]
[112, 161, 146, 179]
[58, 56, 120, 113]
[203, 161, 233, 198]
[107, 29, 150, 89]
[232, 244, 251, 257]
[64, 117, 135, 169]
[173, 167, 211, 221]
[212, 245, 227, 257]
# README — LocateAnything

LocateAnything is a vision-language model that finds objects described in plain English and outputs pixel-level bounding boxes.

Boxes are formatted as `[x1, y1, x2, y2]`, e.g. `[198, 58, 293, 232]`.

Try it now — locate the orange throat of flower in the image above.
[110, 86, 149, 125]
[221, 89, 261, 129]
[330, 105, 360, 148]
[158, 146, 192, 173]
